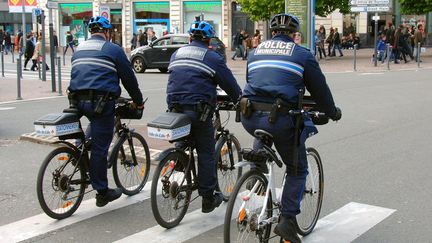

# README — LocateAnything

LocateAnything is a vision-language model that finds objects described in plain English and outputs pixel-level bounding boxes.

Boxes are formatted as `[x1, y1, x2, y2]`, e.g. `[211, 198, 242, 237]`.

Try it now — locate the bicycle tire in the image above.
[36, 146, 85, 220]
[224, 169, 272, 243]
[215, 134, 242, 201]
[295, 147, 324, 236]
[112, 131, 150, 195]
[151, 150, 192, 229]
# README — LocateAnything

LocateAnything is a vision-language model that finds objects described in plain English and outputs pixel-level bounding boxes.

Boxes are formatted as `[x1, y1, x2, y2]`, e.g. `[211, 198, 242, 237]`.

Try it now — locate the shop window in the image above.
[183, 1, 222, 38]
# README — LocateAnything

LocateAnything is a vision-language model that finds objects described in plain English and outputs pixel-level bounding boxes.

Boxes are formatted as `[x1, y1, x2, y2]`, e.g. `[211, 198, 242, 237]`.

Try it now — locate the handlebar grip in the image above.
[235, 103, 241, 122]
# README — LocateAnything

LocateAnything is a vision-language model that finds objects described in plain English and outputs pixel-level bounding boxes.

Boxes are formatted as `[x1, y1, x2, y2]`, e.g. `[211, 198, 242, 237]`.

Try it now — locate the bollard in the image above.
[1, 51, 4, 77]
[417, 42, 421, 68]
[353, 44, 357, 71]
[16, 58, 22, 100]
[38, 58, 41, 80]
[19, 56, 22, 78]
[387, 44, 391, 71]
[11, 48, 14, 63]
[57, 57, 62, 96]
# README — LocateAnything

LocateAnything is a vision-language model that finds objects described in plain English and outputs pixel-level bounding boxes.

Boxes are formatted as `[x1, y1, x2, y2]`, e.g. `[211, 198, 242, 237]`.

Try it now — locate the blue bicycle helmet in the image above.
[188, 21, 215, 39]
[88, 16, 112, 33]
[269, 13, 300, 33]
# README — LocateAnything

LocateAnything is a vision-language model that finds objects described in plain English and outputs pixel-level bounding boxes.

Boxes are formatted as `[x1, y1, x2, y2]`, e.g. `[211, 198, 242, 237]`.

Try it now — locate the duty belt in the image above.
[73, 90, 117, 101]
[250, 101, 296, 115]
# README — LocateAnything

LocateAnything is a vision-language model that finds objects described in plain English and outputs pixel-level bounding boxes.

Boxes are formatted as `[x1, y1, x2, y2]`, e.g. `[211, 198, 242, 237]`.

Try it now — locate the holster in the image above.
[67, 91, 78, 109]
[198, 101, 213, 122]
[268, 98, 284, 124]
[239, 97, 252, 118]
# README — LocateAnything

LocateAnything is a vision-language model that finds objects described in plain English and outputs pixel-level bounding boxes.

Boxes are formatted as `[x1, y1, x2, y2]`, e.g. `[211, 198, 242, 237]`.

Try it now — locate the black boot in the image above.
[96, 188, 122, 207]
[202, 192, 223, 213]
[274, 216, 301, 243]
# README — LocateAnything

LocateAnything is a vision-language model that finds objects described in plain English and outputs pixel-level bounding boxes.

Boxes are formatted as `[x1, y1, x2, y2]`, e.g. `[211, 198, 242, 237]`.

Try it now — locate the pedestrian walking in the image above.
[131, 33, 137, 50]
[326, 27, 334, 56]
[23, 33, 35, 70]
[63, 31, 75, 55]
[53, 31, 59, 55]
[4, 31, 11, 55]
[31, 36, 49, 71]
[414, 24, 425, 62]
[331, 28, 343, 57]
[231, 30, 245, 60]
[138, 29, 148, 47]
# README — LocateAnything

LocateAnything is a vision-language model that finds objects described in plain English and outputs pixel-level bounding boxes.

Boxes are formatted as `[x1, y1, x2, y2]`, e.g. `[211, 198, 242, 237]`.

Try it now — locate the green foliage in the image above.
[400, 0, 432, 15]
[237, 0, 351, 20]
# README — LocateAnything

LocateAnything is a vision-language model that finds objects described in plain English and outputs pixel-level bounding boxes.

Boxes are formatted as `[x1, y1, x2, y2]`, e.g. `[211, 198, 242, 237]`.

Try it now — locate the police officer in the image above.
[68, 16, 144, 207]
[240, 14, 341, 242]
[166, 20, 241, 213]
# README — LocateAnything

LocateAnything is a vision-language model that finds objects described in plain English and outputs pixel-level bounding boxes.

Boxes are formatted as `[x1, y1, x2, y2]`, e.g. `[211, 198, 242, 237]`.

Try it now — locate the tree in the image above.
[399, 0, 432, 14]
[237, 0, 351, 21]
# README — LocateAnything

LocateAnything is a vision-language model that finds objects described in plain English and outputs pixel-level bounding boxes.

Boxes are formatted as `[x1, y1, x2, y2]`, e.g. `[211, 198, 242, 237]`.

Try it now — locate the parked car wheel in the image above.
[159, 68, 168, 73]
[133, 57, 146, 73]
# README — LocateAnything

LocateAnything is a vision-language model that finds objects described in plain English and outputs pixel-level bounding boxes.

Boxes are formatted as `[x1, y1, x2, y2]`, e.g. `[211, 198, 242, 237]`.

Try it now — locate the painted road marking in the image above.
[0, 182, 154, 243]
[116, 202, 395, 243]
[115, 204, 228, 243]
[303, 202, 396, 243]
[0, 107, 15, 111]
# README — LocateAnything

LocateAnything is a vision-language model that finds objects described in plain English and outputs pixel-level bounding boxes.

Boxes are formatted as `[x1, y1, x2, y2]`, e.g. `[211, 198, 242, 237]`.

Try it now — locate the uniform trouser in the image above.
[241, 111, 308, 217]
[177, 109, 217, 198]
[77, 100, 115, 192]
[63, 43, 75, 55]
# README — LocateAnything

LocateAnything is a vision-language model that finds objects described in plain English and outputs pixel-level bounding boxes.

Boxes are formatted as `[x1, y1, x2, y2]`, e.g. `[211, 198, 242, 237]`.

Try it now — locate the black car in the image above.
[130, 34, 226, 73]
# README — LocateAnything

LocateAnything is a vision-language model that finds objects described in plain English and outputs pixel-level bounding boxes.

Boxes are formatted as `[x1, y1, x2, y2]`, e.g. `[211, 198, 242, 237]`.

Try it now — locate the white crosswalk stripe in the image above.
[0, 183, 395, 243]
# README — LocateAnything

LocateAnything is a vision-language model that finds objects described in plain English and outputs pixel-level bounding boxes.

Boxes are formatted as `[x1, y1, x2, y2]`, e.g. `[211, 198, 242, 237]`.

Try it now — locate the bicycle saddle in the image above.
[254, 129, 273, 145]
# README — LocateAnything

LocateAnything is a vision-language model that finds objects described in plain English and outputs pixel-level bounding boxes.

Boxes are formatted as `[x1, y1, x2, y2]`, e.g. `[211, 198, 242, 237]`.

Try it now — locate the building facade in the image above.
[14, 0, 429, 50]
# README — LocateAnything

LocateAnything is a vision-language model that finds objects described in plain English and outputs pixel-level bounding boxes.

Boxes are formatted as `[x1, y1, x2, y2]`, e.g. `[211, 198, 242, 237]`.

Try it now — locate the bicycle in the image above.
[148, 97, 242, 229]
[224, 91, 325, 243]
[35, 98, 151, 220]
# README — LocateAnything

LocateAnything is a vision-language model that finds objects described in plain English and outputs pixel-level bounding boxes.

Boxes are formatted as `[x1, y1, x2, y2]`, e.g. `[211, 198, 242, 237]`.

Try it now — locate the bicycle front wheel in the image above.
[112, 132, 151, 195]
[151, 150, 192, 229]
[295, 147, 324, 236]
[224, 170, 272, 243]
[215, 134, 242, 201]
[36, 146, 85, 219]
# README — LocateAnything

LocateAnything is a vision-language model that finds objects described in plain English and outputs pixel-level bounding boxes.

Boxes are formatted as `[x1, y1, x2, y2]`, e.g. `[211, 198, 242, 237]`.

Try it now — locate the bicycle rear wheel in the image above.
[295, 147, 324, 236]
[151, 150, 192, 229]
[36, 146, 86, 219]
[215, 134, 242, 201]
[112, 131, 151, 195]
[224, 170, 272, 243]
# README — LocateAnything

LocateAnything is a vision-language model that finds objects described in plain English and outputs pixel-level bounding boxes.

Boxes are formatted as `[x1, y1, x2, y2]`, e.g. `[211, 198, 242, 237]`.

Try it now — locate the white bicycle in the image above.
[224, 92, 325, 243]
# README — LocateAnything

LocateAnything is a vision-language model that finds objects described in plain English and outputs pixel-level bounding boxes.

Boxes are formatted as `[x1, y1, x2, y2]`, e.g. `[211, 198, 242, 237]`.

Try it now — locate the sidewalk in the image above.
[226, 47, 432, 74]
[0, 54, 72, 103]
[1, 48, 431, 104]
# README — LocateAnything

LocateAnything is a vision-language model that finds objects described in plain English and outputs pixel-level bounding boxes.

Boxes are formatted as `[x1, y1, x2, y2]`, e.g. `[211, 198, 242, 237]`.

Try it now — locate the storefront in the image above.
[110, 9, 123, 46]
[133, 2, 170, 39]
[58, 3, 93, 47]
[183, 1, 222, 38]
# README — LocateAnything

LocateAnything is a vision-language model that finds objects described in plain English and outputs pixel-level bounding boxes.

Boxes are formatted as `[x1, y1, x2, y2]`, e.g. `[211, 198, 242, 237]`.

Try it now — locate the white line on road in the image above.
[0, 107, 15, 111]
[303, 202, 396, 243]
[0, 182, 153, 243]
[116, 202, 395, 243]
[115, 203, 228, 243]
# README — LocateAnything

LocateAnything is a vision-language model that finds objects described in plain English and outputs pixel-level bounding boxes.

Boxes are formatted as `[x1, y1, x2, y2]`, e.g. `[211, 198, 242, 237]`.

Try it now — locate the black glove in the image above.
[330, 107, 342, 121]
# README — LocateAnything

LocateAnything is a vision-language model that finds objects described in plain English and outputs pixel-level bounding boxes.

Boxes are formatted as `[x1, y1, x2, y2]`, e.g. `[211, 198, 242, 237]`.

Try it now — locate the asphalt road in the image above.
[0, 69, 431, 242]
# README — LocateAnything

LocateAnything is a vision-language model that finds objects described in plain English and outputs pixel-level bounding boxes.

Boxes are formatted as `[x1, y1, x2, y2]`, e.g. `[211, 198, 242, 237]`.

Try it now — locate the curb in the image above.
[20, 132, 162, 165]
